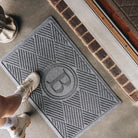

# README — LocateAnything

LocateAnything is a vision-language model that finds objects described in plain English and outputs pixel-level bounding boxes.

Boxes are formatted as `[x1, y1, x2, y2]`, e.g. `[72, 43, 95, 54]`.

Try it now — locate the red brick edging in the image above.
[49, 0, 138, 105]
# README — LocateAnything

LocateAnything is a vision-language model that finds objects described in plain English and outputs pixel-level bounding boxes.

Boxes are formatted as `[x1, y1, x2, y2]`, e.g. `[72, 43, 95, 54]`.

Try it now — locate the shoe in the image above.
[8, 113, 31, 138]
[17, 72, 40, 102]
[0, 15, 18, 43]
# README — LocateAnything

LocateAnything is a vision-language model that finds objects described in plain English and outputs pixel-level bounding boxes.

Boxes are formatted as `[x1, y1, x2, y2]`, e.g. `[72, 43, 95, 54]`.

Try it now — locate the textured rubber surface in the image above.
[0, 16, 121, 138]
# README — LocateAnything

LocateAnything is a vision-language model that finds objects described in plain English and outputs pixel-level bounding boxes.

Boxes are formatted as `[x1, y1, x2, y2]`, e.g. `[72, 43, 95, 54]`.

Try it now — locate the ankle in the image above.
[14, 89, 24, 98]
[0, 117, 18, 129]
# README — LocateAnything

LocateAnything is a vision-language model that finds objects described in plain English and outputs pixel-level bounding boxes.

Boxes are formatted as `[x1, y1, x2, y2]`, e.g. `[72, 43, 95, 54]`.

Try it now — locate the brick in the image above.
[130, 91, 138, 102]
[50, 0, 60, 5]
[82, 32, 94, 44]
[123, 82, 135, 93]
[95, 49, 107, 60]
[88, 41, 101, 52]
[69, 16, 81, 28]
[110, 65, 121, 77]
[117, 74, 128, 85]
[103, 57, 115, 69]
[75, 24, 87, 36]
[62, 8, 74, 20]
[56, 0, 67, 12]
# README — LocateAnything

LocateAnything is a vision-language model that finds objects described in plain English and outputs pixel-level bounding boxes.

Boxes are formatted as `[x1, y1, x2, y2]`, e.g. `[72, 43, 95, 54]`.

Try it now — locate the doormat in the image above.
[0, 16, 121, 138]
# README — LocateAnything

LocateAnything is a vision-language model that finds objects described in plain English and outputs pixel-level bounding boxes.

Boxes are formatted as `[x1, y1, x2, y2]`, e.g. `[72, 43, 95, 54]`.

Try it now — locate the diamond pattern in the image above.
[80, 90, 101, 115]
[0, 16, 121, 138]
[18, 49, 38, 71]
[63, 103, 84, 128]
[83, 111, 99, 126]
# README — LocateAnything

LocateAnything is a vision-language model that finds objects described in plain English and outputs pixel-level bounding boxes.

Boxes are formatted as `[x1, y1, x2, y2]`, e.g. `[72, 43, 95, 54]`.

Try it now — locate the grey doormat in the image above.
[0, 16, 121, 138]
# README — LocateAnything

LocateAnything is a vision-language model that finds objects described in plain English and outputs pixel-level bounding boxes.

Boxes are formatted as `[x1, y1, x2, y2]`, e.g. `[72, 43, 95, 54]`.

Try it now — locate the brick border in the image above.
[49, 0, 138, 105]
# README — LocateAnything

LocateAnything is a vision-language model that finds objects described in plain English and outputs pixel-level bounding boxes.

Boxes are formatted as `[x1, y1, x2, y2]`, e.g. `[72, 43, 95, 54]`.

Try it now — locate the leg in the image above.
[0, 94, 21, 128]
[0, 72, 40, 118]
[0, 94, 22, 118]
[0, 72, 40, 138]
[0, 118, 6, 127]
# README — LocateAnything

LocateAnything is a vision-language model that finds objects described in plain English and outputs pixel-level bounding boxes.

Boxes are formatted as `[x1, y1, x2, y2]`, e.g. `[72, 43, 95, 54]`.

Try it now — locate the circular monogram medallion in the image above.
[42, 64, 78, 100]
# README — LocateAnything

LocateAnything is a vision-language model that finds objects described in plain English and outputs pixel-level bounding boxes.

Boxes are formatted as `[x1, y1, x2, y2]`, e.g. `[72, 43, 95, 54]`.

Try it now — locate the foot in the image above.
[0, 15, 18, 43]
[8, 113, 31, 138]
[17, 72, 40, 102]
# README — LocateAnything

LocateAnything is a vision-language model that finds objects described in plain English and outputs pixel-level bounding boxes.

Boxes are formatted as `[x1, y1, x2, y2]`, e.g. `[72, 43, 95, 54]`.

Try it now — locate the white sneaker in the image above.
[8, 113, 31, 138]
[0, 15, 18, 43]
[17, 72, 40, 102]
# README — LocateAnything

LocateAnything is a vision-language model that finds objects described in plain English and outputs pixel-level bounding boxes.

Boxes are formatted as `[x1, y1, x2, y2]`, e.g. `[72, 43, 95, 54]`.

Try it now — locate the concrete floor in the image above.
[0, 0, 138, 138]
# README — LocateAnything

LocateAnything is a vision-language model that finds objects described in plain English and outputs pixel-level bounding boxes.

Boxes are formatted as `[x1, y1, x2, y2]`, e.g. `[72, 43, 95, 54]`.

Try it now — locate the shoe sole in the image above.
[23, 121, 31, 138]
[20, 115, 31, 138]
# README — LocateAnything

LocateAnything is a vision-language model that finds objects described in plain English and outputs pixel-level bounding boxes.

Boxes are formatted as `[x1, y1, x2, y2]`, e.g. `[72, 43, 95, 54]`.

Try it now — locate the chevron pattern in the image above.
[0, 16, 121, 138]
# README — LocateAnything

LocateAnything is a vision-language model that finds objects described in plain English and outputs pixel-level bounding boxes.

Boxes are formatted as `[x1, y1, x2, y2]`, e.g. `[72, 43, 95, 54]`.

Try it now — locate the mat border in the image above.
[0, 16, 121, 138]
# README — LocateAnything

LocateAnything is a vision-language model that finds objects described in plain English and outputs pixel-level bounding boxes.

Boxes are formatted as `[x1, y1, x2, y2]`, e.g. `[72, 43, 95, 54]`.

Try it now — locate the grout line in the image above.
[130, 90, 137, 95]
[61, 6, 69, 14]
[122, 81, 129, 87]
[88, 39, 96, 46]
[101, 55, 109, 62]
[116, 72, 123, 79]
[108, 64, 115, 70]
[74, 23, 82, 30]
[87, 38, 95, 46]
[115, 72, 130, 87]
[55, 0, 62, 7]
[102, 55, 109, 62]
[94, 47, 102, 54]
[81, 30, 89, 38]
[109, 64, 116, 71]
[123, 81, 130, 87]
[127, 88, 136, 95]
[74, 23, 83, 30]
[114, 72, 121, 78]
[68, 14, 75, 22]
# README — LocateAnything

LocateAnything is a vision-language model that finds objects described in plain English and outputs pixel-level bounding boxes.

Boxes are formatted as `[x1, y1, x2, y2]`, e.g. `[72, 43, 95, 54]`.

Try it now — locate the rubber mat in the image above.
[0, 16, 121, 138]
